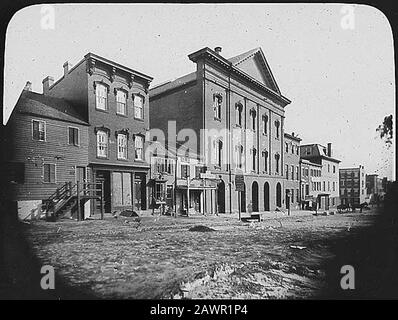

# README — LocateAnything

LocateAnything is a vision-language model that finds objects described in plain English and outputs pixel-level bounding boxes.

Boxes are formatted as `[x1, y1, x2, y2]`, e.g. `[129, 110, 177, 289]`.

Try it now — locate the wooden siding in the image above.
[4, 113, 89, 201]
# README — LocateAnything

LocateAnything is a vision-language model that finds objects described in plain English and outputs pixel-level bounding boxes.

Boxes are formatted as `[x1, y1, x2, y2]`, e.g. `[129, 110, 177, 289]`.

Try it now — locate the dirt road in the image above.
[7, 207, 395, 299]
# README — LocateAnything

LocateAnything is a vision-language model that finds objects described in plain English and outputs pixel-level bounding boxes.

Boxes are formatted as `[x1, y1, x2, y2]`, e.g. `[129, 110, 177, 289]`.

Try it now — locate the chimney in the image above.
[327, 143, 332, 157]
[42, 76, 54, 95]
[23, 81, 32, 91]
[63, 61, 72, 76]
[214, 46, 222, 55]
[292, 132, 295, 137]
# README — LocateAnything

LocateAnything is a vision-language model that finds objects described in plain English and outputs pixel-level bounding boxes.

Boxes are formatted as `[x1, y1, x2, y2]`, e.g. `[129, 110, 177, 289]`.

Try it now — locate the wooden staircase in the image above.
[43, 181, 104, 221]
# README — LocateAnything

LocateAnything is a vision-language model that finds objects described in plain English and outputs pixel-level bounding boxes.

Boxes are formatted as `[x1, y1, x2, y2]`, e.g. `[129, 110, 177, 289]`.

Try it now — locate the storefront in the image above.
[91, 165, 148, 214]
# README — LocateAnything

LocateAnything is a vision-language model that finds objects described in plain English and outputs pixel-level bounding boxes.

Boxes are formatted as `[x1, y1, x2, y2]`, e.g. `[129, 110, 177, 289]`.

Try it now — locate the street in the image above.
[9, 206, 396, 299]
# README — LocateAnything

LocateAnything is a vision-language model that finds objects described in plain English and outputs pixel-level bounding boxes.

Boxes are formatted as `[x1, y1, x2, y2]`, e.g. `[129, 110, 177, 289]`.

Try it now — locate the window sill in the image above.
[214, 117, 222, 122]
[116, 113, 128, 118]
[135, 158, 144, 162]
[68, 144, 80, 147]
[262, 132, 267, 136]
[96, 156, 109, 160]
[96, 108, 109, 113]
[117, 158, 129, 162]
[134, 117, 145, 122]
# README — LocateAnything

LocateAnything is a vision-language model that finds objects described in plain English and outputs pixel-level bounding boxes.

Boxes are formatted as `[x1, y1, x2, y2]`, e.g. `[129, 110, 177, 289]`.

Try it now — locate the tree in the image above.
[376, 115, 393, 146]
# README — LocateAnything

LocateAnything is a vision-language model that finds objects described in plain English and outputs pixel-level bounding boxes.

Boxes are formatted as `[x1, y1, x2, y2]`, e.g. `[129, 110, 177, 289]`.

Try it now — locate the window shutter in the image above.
[43, 164, 49, 182]
[50, 165, 55, 182]
[33, 121, 39, 140]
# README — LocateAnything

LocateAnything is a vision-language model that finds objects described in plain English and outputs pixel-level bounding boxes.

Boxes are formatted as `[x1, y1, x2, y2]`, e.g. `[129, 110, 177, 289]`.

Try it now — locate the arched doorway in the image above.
[240, 183, 246, 212]
[217, 180, 225, 213]
[276, 183, 282, 208]
[252, 181, 259, 212]
[264, 182, 270, 211]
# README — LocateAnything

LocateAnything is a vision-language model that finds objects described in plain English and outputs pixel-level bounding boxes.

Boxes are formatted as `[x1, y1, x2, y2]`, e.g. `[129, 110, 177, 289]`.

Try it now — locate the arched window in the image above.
[213, 94, 222, 119]
[275, 120, 280, 138]
[275, 153, 280, 173]
[235, 103, 243, 127]
[250, 109, 256, 131]
[236, 144, 244, 169]
[262, 150, 268, 172]
[262, 115, 268, 134]
[252, 148, 257, 171]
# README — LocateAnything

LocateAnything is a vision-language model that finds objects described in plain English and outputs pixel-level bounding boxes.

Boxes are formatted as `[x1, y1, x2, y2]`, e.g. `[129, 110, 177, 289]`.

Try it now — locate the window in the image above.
[275, 120, 280, 138]
[135, 135, 144, 160]
[237, 145, 244, 169]
[323, 181, 326, 191]
[296, 166, 299, 180]
[95, 83, 108, 110]
[96, 131, 108, 158]
[275, 153, 280, 173]
[291, 145, 295, 154]
[213, 94, 222, 119]
[306, 147, 311, 155]
[262, 115, 268, 134]
[296, 189, 299, 202]
[333, 165, 336, 173]
[215, 140, 223, 167]
[166, 185, 173, 199]
[285, 143, 289, 153]
[285, 164, 289, 179]
[262, 150, 268, 172]
[43, 163, 56, 183]
[134, 94, 144, 119]
[328, 164, 330, 172]
[252, 148, 257, 171]
[116, 90, 127, 115]
[296, 147, 299, 155]
[235, 103, 243, 126]
[195, 166, 206, 178]
[305, 184, 309, 195]
[328, 181, 330, 191]
[291, 165, 294, 180]
[32, 120, 46, 141]
[291, 189, 294, 203]
[250, 109, 256, 131]
[117, 134, 127, 159]
[181, 164, 189, 178]
[333, 181, 335, 191]
[68, 127, 79, 146]
[310, 169, 313, 176]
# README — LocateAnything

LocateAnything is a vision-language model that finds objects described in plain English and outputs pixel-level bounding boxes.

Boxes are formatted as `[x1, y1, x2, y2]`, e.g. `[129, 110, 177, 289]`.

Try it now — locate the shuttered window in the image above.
[68, 127, 79, 146]
[32, 120, 46, 141]
[43, 164, 56, 183]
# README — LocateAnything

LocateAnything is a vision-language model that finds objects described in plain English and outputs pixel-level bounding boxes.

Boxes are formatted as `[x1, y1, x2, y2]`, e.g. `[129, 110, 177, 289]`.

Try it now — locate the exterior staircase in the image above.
[42, 181, 104, 221]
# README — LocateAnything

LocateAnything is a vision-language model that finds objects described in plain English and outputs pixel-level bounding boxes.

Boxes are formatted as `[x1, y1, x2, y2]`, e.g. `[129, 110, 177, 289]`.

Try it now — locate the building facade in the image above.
[283, 132, 301, 210]
[150, 47, 291, 214]
[339, 165, 367, 206]
[148, 142, 218, 215]
[3, 86, 89, 218]
[366, 174, 384, 202]
[300, 143, 340, 210]
[299, 159, 323, 209]
[4, 53, 153, 216]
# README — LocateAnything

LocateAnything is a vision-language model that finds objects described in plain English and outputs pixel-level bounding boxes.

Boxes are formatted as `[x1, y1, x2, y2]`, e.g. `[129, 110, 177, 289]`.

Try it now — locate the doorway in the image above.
[252, 181, 259, 212]
[264, 182, 270, 211]
[217, 180, 225, 213]
[95, 170, 111, 213]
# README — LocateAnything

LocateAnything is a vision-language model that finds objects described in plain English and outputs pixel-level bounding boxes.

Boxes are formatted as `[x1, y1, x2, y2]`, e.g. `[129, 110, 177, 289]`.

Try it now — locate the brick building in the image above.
[149, 47, 291, 213]
[366, 173, 384, 202]
[299, 159, 323, 209]
[283, 132, 301, 210]
[4, 53, 153, 216]
[339, 165, 367, 206]
[300, 143, 340, 210]
[3, 84, 89, 219]
[148, 142, 217, 215]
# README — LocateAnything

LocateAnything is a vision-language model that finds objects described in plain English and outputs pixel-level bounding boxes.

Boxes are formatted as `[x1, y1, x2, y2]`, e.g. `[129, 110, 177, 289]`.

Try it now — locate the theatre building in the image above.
[150, 47, 291, 213]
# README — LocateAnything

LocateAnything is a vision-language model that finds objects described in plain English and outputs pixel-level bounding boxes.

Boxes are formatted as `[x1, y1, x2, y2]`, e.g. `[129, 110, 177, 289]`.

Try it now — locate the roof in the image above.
[150, 72, 196, 97]
[150, 47, 290, 105]
[12, 90, 88, 125]
[300, 158, 322, 167]
[300, 144, 341, 163]
[284, 132, 302, 142]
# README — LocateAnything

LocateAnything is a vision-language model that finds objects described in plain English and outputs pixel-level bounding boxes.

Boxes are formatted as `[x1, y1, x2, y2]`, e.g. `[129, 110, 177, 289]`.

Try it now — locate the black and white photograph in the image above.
[0, 2, 397, 306]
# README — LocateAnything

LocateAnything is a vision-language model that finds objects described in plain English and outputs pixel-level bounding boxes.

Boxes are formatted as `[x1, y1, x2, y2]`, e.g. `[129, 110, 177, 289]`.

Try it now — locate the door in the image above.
[276, 183, 282, 207]
[252, 181, 259, 212]
[76, 166, 86, 184]
[217, 180, 225, 213]
[264, 182, 270, 211]
[96, 170, 111, 213]
[240, 183, 246, 213]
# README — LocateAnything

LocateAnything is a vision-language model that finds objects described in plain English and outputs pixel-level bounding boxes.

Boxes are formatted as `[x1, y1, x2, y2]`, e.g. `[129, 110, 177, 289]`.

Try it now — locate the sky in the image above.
[3, 3, 395, 180]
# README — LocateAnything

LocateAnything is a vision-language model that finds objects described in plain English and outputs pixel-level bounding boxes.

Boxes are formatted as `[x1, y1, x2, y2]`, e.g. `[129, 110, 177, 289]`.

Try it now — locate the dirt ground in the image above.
[6, 206, 395, 299]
